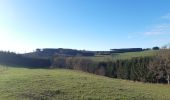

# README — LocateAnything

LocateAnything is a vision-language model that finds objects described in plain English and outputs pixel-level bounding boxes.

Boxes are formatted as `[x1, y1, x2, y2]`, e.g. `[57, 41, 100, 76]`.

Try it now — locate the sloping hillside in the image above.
[79, 50, 158, 62]
[0, 65, 170, 100]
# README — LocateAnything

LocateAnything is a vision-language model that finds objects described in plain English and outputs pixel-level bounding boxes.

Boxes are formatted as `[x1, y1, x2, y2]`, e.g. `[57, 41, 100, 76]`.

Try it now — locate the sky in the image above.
[0, 0, 170, 53]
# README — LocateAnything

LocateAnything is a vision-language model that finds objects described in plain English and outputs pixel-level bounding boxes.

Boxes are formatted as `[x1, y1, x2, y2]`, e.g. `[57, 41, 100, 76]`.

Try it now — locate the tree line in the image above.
[1, 49, 170, 84]
[51, 56, 153, 82]
[52, 50, 170, 84]
[0, 51, 51, 68]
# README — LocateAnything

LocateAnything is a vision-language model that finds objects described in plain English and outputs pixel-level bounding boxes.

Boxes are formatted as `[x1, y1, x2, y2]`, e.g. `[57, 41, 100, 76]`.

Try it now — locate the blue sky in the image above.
[0, 0, 170, 53]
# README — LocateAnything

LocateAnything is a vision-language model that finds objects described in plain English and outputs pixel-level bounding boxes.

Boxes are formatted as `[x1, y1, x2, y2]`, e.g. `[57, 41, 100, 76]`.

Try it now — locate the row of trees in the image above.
[52, 50, 170, 84]
[25, 48, 95, 59]
[51, 57, 153, 82]
[149, 50, 170, 84]
[1, 50, 170, 84]
[0, 51, 51, 68]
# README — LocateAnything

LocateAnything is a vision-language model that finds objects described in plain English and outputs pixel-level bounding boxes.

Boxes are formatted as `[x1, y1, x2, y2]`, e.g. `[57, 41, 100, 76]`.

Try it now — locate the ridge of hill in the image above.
[23, 48, 152, 59]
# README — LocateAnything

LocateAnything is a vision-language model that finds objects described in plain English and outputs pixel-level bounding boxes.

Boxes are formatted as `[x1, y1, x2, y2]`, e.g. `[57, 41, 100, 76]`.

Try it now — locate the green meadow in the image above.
[0, 65, 170, 100]
[79, 50, 158, 62]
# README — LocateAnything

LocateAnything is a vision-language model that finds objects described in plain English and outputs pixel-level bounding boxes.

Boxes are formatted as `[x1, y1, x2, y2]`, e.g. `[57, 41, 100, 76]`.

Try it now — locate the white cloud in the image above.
[144, 24, 170, 35]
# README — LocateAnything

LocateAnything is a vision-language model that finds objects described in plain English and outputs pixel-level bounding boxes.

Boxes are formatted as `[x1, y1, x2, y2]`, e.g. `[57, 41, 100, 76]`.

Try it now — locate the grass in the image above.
[0, 65, 170, 100]
[111, 50, 158, 60]
[79, 50, 158, 62]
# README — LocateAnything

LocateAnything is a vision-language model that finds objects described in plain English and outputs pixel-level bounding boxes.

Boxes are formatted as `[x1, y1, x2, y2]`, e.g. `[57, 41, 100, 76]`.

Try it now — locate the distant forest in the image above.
[24, 47, 157, 58]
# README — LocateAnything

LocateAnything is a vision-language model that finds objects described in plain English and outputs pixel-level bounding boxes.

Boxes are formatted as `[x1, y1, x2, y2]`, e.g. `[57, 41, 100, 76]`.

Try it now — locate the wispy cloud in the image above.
[144, 24, 170, 35]
[143, 12, 170, 35]
[161, 13, 170, 19]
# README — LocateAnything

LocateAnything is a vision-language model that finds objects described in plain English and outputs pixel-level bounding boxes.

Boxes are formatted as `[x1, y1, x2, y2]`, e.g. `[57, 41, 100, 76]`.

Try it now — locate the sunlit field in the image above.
[78, 50, 158, 62]
[0, 65, 170, 100]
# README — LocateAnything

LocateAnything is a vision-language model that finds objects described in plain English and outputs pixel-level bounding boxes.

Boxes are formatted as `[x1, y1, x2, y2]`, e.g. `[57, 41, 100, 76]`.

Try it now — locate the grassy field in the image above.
[80, 50, 158, 62]
[0, 65, 170, 100]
